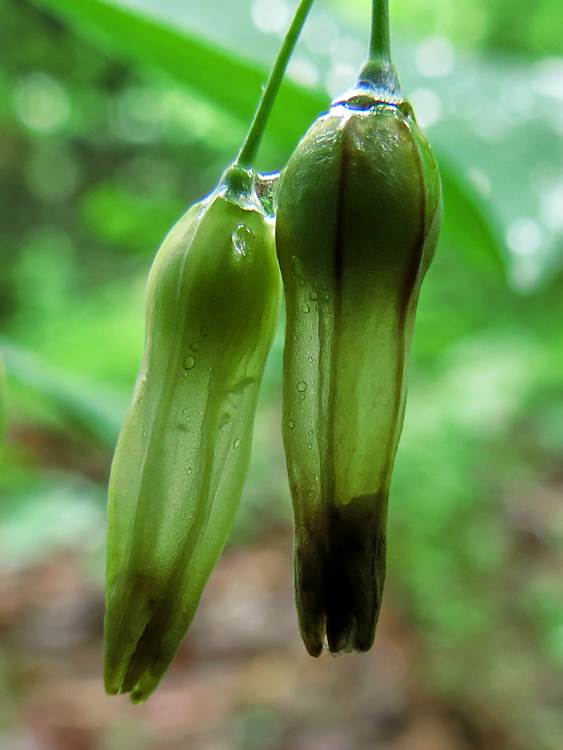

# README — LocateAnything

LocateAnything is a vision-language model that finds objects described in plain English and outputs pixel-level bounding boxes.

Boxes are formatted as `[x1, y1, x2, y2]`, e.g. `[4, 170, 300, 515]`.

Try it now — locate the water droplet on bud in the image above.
[232, 224, 253, 257]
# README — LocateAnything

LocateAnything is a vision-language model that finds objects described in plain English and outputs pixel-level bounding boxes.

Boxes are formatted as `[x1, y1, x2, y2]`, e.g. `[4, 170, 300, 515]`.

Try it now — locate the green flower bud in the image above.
[275, 67, 442, 657]
[104, 166, 281, 702]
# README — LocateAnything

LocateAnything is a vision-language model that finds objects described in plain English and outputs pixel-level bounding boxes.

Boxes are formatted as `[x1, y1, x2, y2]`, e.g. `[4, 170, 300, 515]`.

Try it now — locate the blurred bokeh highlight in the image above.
[1, 0, 563, 748]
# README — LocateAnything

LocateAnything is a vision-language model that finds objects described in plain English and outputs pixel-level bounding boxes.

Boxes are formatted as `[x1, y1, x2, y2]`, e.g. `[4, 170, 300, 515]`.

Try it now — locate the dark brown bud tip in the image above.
[295, 493, 387, 656]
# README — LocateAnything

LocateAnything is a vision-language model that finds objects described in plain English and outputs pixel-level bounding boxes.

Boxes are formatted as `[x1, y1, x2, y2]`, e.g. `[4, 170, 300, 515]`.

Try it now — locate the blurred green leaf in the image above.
[0, 349, 7, 445]
[334, 0, 563, 57]
[32, 0, 326, 157]
[0, 476, 106, 570]
[0, 338, 125, 447]
[439, 160, 507, 280]
[80, 180, 184, 254]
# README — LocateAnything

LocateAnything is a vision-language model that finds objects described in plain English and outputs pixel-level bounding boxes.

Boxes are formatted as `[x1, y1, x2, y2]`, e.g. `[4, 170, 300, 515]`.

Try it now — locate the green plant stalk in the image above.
[237, 0, 315, 168]
[360, 0, 400, 98]
[369, 0, 391, 62]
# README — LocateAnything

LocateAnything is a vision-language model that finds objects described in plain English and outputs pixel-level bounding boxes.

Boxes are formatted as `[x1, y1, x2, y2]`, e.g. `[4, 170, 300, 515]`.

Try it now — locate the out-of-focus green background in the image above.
[1, 0, 563, 748]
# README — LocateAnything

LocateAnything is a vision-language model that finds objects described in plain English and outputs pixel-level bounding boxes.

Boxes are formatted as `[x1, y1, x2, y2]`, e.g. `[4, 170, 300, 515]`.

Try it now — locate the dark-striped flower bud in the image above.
[275, 64, 442, 656]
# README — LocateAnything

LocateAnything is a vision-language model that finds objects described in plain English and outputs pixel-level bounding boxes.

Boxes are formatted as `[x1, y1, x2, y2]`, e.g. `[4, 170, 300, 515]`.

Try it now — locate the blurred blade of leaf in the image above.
[439, 160, 507, 280]
[0, 349, 7, 447]
[32, 0, 325, 157]
[0, 338, 125, 447]
[33, 0, 508, 279]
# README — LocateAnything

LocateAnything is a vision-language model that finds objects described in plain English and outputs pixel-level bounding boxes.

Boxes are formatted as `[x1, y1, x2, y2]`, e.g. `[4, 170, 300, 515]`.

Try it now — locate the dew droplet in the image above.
[308, 443, 313, 450]
[300, 393, 306, 400]
[233, 438, 241, 449]
[182, 408, 189, 415]
[184, 356, 195, 370]
[308, 430, 314, 435]
[190, 341, 200, 352]
[232, 224, 253, 257]
[300, 305, 310, 314]
[307, 356, 313, 363]
[200, 326, 209, 337]
[307, 489, 315, 498]
[187, 467, 193, 475]
[323, 293, 330, 302]
[309, 291, 318, 301]
[297, 381, 307, 392]
[288, 420, 295, 429]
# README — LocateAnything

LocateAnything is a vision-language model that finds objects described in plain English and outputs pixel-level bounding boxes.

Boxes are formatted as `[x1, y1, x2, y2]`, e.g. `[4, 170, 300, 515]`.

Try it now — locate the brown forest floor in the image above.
[0, 530, 515, 750]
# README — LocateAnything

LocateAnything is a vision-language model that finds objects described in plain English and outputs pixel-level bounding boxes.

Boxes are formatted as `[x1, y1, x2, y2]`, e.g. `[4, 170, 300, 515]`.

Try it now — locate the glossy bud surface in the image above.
[276, 83, 442, 656]
[105, 170, 281, 702]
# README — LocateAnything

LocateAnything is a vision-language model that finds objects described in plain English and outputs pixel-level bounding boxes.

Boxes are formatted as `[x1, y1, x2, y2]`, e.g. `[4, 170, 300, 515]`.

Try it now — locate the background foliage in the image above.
[1, 0, 563, 748]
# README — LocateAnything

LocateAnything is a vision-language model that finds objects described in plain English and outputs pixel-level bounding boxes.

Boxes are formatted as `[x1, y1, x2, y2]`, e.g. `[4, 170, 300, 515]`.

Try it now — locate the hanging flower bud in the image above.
[275, 60, 442, 656]
[104, 166, 281, 702]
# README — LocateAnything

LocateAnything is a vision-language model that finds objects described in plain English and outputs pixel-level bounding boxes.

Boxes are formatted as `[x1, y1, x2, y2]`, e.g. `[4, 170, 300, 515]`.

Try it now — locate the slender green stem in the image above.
[359, 0, 400, 96]
[236, 0, 315, 168]
[369, 0, 391, 63]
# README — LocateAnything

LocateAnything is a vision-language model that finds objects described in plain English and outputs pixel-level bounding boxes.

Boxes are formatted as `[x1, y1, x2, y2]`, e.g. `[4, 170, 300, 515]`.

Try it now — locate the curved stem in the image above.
[236, 0, 315, 169]
[369, 0, 391, 63]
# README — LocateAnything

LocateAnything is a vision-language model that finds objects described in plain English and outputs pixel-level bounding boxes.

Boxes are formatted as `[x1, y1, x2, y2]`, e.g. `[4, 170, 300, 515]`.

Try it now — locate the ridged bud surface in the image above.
[276, 91, 441, 656]
[105, 172, 281, 702]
